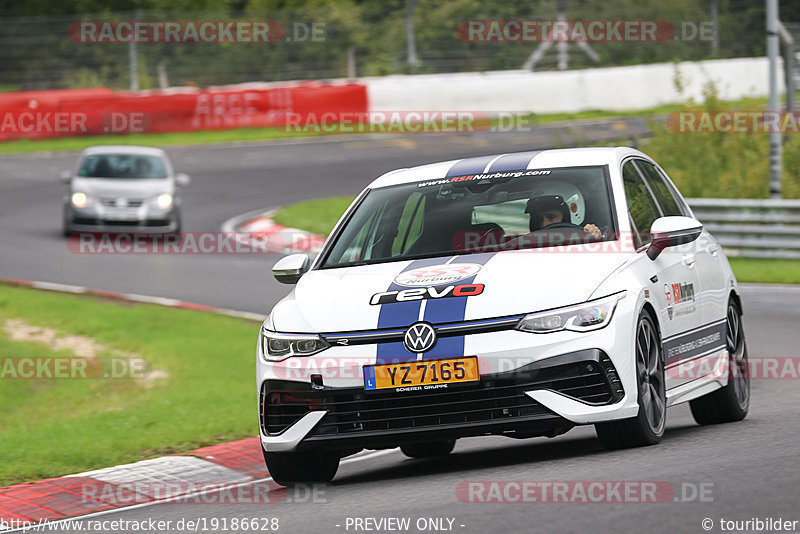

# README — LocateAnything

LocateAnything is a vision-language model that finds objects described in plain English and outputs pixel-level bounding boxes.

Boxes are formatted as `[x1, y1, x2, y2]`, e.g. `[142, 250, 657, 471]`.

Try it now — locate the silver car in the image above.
[62, 146, 189, 236]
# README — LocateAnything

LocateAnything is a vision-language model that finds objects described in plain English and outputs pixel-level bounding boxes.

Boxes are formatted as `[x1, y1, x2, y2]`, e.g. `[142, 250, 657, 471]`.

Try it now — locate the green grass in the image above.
[727, 258, 800, 284]
[0, 95, 772, 155]
[272, 196, 357, 236]
[0, 127, 312, 155]
[0, 283, 260, 486]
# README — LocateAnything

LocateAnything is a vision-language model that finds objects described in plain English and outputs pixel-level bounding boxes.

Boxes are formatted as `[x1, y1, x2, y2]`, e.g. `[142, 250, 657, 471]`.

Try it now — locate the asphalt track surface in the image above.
[1, 126, 799, 534]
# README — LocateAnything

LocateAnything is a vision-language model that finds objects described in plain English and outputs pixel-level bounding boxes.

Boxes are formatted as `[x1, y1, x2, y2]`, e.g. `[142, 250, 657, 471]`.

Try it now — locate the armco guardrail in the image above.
[687, 198, 800, 259]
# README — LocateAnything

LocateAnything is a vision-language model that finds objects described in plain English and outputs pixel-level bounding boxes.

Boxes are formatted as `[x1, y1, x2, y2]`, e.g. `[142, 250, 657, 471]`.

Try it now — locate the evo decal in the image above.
[370, 283, 485, 305]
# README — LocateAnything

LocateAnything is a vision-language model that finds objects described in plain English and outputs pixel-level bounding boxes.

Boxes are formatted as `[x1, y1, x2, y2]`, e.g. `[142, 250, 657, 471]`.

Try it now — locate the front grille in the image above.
[103, 220, 139, 226]
[314, 383, 551, 436]
[261, 356, 618, 437]
[100, 198, 144, 207]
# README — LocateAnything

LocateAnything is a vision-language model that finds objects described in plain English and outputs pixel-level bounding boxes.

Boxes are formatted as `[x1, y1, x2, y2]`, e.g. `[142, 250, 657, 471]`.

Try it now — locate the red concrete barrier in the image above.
[0, 83, 368, 141]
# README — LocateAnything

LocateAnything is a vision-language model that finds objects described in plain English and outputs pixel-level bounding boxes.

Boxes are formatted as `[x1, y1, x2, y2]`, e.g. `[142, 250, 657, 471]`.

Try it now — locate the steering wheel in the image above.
[539, 222, 584, 231]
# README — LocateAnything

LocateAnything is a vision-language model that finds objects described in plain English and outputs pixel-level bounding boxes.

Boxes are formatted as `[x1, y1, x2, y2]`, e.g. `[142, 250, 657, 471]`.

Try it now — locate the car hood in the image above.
[270, 249, 632, 333]
[71, 177, 173, 198]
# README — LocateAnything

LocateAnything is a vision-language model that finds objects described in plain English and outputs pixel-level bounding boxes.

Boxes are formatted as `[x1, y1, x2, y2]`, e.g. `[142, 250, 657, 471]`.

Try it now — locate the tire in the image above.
[689, 300, 750, 425]
[400, 440, 455, 458]
[62, 211, 72, 238]
[596, 310, 666, 450]
[262, 449, 339, 486]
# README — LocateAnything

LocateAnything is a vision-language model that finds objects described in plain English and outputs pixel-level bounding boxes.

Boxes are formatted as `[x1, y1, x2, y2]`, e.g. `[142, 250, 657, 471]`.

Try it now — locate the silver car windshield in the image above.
[321, 166, 616, 268]
[78, 154, 168, 179]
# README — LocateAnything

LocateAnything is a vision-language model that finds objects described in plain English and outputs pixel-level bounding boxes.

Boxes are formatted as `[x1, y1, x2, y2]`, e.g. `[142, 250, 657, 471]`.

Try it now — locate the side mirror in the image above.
[175, 172, 191, 187]
[647, 216, 703, 260]
[59, 170, 72, 183]
[272, 253, 310, 284]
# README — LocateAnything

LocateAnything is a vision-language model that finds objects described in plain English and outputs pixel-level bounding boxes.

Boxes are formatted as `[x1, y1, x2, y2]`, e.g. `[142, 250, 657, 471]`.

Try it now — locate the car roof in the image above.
[80, 145, 167, 157]
[368, 146, 648, 189]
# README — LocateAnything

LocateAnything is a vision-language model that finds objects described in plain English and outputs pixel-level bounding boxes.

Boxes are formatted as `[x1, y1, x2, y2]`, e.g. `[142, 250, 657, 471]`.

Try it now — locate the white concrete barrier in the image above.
[364, 57, 783, 114]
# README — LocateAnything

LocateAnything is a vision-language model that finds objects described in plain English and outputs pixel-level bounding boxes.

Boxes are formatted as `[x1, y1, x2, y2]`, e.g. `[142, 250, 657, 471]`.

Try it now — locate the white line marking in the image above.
[2, 279, 265, 323]
[30, 281, 87, 294]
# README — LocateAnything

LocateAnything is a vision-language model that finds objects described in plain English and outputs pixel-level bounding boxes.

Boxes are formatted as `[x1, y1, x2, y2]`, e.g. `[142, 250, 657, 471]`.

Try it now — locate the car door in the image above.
[622, 159, 702, 390]
[639, 160, 728, 326]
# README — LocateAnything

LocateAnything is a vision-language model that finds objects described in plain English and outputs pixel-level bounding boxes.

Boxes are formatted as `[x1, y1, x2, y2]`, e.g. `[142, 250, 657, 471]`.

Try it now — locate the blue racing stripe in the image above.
[445, 155, 496, 177]
[375, 257, 452, 364]
[486, 150, 542, 172]
[373, 156, 499, 365]
[421, 253, 496, 359]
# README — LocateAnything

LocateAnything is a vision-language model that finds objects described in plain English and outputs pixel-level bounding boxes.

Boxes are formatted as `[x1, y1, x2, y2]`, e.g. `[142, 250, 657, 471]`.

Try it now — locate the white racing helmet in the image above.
[524, 180, 586, 230]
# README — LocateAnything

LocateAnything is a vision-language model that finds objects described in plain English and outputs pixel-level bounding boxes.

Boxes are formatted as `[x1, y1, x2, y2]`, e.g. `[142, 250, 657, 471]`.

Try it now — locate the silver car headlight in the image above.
[154, 193, 173, 209]
[71, 191, 91, 208]
[515, 291, 626, 334]
[259, 327, 330, 362]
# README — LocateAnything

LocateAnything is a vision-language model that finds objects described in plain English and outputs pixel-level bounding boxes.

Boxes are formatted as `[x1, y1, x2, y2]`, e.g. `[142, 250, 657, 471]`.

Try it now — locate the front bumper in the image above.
[258, 296, 641, 453]
[259, 348, 631, 453]
[64, 204, 180, 234]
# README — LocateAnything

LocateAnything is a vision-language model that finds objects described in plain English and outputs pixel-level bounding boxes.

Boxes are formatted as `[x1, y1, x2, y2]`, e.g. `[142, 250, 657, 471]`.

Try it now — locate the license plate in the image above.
[103, 212, 139, 221]
[363, 357, 479, 391]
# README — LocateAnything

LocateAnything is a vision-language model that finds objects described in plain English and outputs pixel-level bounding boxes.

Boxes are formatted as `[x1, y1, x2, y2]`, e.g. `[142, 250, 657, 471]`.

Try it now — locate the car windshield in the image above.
[77, 154, 168, 179]
[322, 165, 616, 268]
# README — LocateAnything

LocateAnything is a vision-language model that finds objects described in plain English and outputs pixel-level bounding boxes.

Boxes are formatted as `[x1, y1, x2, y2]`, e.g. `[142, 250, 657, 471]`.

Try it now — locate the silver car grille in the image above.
[100, 198, 144, 208]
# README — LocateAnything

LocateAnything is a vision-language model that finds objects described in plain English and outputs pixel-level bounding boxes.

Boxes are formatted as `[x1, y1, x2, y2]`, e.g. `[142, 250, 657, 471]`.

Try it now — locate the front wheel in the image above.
[689, 300, 750, 425]
[595, 310, 666, 450]
[62, 210, 73, 238]
[262, 449, 339, 486]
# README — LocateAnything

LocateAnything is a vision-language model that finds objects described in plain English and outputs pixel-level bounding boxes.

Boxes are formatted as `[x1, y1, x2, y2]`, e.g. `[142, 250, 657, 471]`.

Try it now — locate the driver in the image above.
[524, 181, 602, 238]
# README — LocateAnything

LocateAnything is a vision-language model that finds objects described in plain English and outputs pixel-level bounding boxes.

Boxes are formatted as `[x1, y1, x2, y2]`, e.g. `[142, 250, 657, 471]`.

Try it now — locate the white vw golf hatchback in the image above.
[257, 147, 749, 485]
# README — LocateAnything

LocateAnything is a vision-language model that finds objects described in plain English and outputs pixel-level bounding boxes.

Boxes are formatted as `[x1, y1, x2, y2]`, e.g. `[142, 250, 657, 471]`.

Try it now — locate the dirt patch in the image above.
[3, 318, 169, 387]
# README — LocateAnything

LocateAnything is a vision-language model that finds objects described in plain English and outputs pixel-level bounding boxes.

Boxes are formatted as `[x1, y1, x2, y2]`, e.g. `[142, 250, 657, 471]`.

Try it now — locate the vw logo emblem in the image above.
[404, 322, 437, 353]
[115, 198, 128, 208]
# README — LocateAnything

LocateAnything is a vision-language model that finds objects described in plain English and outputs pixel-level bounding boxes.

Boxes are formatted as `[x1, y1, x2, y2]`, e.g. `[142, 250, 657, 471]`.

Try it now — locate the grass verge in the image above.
[271, 196, 356, 236]
[0, 283, 259, 486]
[272, 197, 800, 284]
[727, 258, 800, 284]
[0, 127, 308, 155]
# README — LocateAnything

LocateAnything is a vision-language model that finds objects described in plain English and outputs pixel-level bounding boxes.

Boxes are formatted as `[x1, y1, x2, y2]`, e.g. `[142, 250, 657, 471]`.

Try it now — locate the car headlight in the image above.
[156, 193, 173, 209]
[71, 192, 88, 208]
[260, 327, 330, 362]
[515, 292, 626, 334]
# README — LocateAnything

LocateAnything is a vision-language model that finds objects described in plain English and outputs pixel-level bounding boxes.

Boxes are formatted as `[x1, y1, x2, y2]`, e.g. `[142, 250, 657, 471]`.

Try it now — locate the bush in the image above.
[645, 82, 800, 199]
